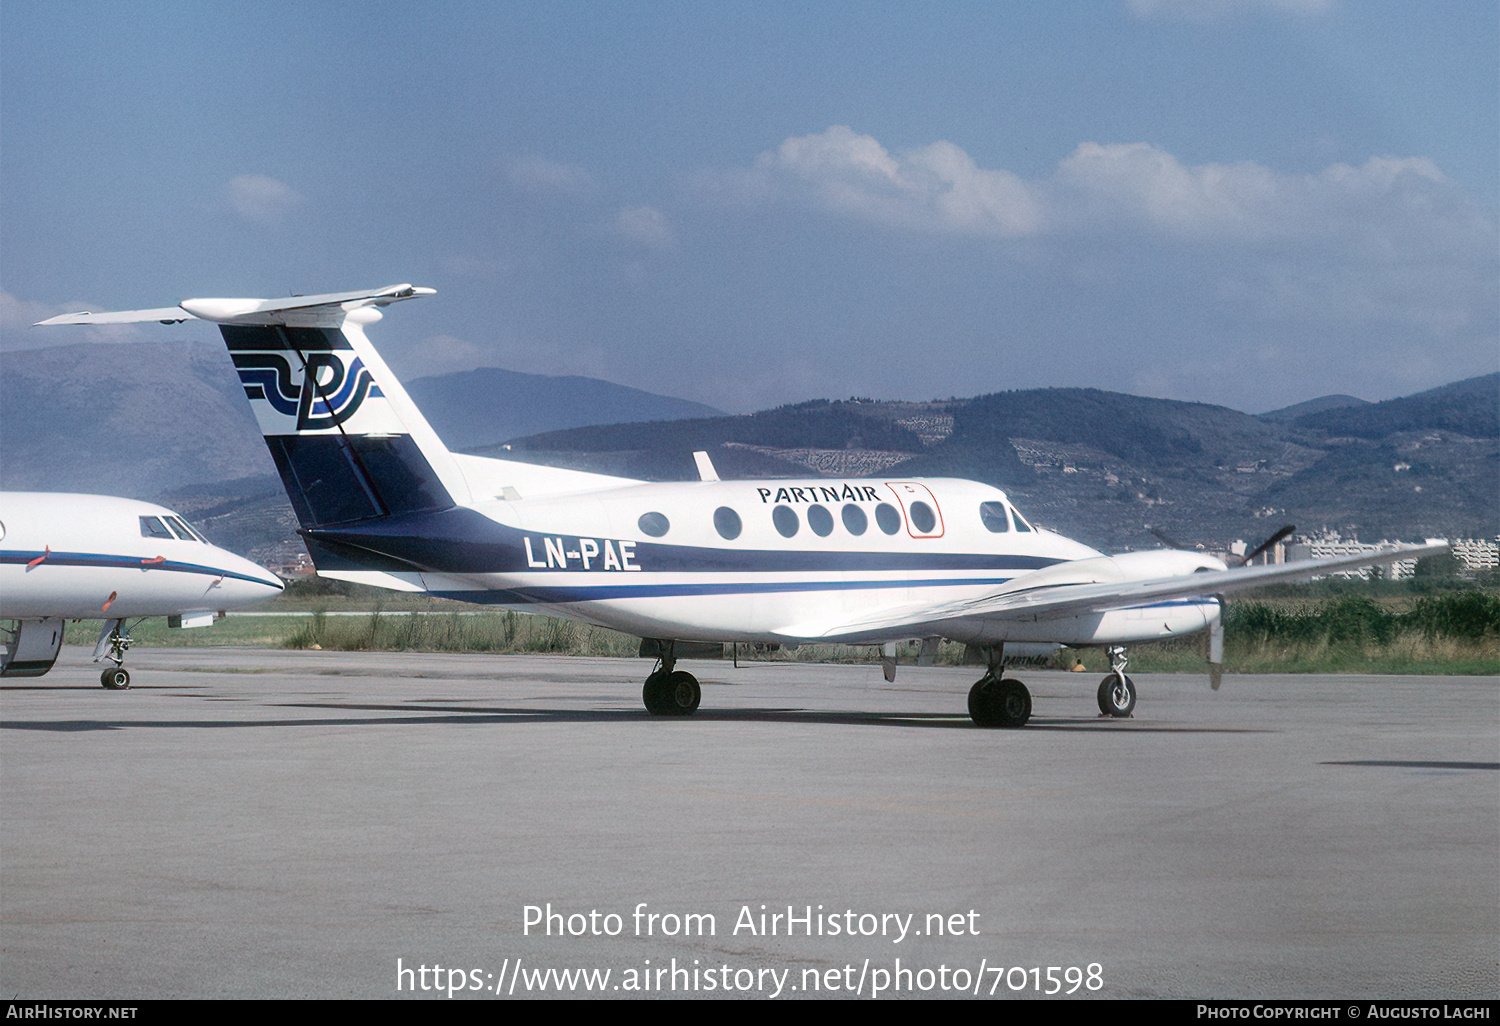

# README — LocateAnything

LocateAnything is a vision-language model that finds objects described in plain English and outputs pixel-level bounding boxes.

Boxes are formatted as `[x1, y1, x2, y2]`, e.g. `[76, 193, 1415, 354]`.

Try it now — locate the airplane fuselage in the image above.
[306, 473, 1224, 648]
[0, 492, 283, 621]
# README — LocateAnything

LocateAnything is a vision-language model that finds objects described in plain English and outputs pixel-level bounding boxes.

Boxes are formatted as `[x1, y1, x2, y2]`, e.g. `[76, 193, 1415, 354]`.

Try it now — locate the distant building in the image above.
[1450, 537, 1499, 574]
[1228, 539, 1287, 565]
[1285, 530, 1418, 579]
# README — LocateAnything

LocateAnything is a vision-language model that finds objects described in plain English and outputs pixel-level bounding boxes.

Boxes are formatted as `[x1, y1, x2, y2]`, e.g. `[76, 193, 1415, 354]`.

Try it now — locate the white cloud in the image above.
[0, 289, 59, 332]
[720, 125, 1042, 237]
[1050, 142, 1454, 243]
[703, 127, 1496, 353]
[713, 128, 1486, 258]
[1128, 0, 1332, 21]
[613, 205, 675, 249]
[507, 155, 598, 198]
[226, 174, 304, 224]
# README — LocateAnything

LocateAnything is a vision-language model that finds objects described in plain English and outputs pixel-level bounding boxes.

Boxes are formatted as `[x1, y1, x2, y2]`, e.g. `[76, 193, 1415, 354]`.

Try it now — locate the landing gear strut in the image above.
[1097, 645, 1136, 717]
[967, 644, 1031, 728]
[642, 641, 700, 716]
[94, 618, 136, 690]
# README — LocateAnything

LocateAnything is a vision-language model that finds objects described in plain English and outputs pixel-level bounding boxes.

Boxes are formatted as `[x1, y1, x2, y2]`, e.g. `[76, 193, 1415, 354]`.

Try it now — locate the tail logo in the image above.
[232, 352, 384, 431]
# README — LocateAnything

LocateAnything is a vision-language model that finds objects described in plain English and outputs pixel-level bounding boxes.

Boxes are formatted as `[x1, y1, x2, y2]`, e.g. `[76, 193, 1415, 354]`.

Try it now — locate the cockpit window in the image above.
[163, 516, 199, 542]
[139, 516, 174, 540]
[980, 501, 1010, 533]
[1011, 505, 1034, 532]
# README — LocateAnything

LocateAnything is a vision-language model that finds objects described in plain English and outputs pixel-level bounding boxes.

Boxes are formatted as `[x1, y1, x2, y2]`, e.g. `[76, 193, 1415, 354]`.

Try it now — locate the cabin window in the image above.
[807, 504, 834, 537]
[139, 516, 173, 540]
[638, 511, 670, 537]
[841, 504, 868, 535]
[1011, 505, 1034, 532]
[713, 506, 742, 540]
[772, 504, 799, 538]
[909, 501, 937, 533]
[980, 501, 1010, 533]
[875, 503, 901, 535]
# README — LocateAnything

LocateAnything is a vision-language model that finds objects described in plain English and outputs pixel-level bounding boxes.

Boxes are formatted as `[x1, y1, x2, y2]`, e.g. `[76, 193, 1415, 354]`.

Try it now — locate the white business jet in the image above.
[0, 492, 284, 687]
[39, 286, 1443, 724]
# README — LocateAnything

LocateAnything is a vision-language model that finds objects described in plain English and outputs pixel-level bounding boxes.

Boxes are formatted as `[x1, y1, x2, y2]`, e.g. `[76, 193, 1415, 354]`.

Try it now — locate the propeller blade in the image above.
[1147, 524, 1191, 550]
[1236, 524, 1295, 567]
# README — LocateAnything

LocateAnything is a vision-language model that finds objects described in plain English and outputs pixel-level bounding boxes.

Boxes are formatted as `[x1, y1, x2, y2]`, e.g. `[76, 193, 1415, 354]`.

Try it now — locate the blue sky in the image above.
[3, 0, 1495, 414]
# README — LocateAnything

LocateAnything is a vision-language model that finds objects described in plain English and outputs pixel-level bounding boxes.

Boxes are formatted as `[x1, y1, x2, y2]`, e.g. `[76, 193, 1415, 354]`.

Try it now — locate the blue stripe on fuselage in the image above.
[305, 506, 1067, 576]
[0, 550, 275, 587]
[432, 575, 1020, 605]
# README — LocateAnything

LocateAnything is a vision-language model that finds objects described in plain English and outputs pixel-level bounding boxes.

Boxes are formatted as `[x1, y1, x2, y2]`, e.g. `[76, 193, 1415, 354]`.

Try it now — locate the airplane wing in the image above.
[774, 541, 1450, 641]
[35, 284, 433, 326]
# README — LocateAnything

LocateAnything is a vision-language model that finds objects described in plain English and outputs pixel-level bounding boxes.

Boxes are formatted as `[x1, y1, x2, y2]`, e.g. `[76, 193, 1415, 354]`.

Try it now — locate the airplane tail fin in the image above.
[218, 306, 469, 533]
[40, 285, 494, 587]
[39, 285, 465, 538]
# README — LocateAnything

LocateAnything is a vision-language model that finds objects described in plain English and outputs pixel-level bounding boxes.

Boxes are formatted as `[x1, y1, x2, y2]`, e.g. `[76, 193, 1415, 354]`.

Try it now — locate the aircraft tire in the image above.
[100, 667, 130, 690]
[663, 670, 700, 716]
[642, 671, 667, 714]
[1097, 674, 1136, 717]
[967, 678, 995, 723]
[969, 677, 1030, 728]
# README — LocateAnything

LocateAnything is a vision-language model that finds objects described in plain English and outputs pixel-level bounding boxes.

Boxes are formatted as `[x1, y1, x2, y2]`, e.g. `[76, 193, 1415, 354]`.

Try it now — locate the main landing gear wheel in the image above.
[100, 667, 130, 690]
[968, 677, 1031, 729]
[1097, 674, 1136, 717]
[643, 670, 700, 717]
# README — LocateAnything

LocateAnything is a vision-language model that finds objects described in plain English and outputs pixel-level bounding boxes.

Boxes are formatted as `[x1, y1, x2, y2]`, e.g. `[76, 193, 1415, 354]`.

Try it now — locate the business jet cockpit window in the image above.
[1011, 504, 1034, 532]
[163, 515, 206, 542]
[139, 516, 174, 540]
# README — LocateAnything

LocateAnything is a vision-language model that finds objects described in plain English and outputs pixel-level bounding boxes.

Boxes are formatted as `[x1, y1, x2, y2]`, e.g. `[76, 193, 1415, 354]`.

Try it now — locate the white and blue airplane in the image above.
[39, 286, 1444, 724]
[0, 492, 284, 687]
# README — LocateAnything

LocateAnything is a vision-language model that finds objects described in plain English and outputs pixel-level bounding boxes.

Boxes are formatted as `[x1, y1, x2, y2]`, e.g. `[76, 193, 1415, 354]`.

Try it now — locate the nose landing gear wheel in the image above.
[1098, 674, 1136, 717]
[100, 667, 130, 690]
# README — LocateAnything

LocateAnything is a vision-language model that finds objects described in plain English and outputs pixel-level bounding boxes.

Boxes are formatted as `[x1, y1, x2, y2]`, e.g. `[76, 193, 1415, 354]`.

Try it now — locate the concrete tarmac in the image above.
[2, 649, 1496, 1000]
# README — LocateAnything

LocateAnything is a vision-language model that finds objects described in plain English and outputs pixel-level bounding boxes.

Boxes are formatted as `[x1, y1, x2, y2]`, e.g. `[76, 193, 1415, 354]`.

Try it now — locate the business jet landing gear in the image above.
[967, 645, 1030, 728]
[94, 618, 135, 690]
[641, 642, 700, 716]
[1097, 645, 1135, 717]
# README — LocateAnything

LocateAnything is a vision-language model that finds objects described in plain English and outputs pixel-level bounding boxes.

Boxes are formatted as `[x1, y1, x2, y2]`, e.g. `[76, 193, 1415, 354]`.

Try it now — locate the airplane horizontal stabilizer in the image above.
[35, 307, 199, 326]
[35, 285, 434, 327]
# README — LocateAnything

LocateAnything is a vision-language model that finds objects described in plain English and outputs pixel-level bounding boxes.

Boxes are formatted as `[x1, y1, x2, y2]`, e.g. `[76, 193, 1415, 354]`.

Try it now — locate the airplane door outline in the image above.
[884, 481, 945, 539]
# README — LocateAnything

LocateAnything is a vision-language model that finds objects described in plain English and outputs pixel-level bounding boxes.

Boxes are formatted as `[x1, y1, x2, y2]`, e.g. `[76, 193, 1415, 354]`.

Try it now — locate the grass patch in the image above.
[281, 609, 640, 658]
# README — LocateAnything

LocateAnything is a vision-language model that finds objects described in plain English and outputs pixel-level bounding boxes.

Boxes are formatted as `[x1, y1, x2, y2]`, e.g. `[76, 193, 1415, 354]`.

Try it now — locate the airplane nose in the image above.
[216, 552, 285, 603]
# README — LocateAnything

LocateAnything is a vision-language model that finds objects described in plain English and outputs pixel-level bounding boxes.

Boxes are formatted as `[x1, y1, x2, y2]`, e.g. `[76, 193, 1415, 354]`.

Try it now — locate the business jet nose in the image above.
[214, 551, 285, 605]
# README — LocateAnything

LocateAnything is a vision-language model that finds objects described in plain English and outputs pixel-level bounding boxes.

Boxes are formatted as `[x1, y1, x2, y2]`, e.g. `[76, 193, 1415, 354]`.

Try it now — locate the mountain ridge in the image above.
[2, 342, 1493, 561]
